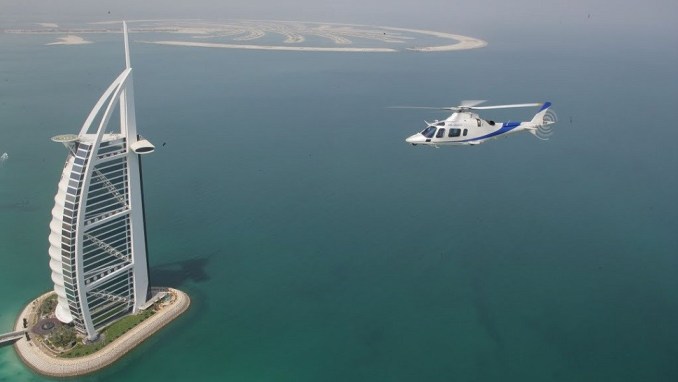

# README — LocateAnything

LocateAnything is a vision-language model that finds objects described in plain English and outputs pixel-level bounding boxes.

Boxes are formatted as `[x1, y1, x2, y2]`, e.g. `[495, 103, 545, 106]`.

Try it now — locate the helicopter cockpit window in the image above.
[436, 128, 445, 138]
[448, 128, 461, 137]
[422, 126, 436, 138]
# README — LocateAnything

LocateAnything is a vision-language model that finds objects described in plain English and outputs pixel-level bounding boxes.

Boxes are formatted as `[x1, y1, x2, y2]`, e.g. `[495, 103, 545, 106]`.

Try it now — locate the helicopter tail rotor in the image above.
[530, 109, 557, 140]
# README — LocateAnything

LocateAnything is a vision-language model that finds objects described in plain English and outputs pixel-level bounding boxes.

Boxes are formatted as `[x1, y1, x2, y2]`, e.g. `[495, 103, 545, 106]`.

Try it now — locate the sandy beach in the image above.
[380, 26, 487, 51]
[141, 40, 398, 52]
[46, 35, 92, 45]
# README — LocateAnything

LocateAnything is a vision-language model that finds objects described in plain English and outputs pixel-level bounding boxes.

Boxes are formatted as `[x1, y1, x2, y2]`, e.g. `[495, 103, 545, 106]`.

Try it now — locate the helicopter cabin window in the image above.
[463, 129, 468, 136]
[422, 126, 436, 138]
[448, 128, 461, 137]
[436, 128, 445, 138]
[476, 118, 481, 127]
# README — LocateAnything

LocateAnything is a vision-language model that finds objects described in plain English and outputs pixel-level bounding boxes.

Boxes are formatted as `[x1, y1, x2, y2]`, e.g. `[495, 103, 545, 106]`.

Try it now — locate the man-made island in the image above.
[5, 19, 487, 53]
[14, 287, 189, 377]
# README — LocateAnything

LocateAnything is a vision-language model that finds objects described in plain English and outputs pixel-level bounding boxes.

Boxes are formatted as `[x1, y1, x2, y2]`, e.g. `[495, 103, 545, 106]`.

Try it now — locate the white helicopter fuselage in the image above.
[405, 102, 554, 146]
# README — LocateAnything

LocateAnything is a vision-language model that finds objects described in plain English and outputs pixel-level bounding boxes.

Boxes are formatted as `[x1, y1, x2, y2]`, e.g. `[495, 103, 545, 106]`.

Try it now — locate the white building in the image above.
[48, 23, 155, 340]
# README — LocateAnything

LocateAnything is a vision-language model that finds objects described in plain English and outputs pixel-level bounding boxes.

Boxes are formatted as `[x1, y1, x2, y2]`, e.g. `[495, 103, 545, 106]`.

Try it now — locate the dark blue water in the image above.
[1, 24, 677, 381]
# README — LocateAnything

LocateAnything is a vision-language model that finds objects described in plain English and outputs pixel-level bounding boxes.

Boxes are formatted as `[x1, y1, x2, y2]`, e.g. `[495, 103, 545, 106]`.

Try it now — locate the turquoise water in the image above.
[1, 25, 677, 381]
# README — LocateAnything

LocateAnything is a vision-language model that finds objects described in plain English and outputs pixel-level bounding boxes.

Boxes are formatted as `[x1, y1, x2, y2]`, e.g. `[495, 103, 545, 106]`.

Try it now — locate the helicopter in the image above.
[400, 100, 557, 146]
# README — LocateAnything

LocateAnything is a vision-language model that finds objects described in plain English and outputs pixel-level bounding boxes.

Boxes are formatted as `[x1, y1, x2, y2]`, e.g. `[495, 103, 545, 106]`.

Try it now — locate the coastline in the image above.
[6, 20, 487, 53]
[13, 287, 190, 378]
[140, 40, 399, 53]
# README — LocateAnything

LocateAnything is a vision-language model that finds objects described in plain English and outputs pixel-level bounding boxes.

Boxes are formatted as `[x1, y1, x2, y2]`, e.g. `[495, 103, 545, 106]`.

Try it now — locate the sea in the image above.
[0, 21, 677, 381]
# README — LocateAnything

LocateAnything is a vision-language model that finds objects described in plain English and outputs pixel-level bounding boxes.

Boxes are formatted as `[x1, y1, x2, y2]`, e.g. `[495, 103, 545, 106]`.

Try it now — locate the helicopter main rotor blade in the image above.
[387, 106, 449, 110]
[470, 103, 542, 110]
[388, 102, 543, 112]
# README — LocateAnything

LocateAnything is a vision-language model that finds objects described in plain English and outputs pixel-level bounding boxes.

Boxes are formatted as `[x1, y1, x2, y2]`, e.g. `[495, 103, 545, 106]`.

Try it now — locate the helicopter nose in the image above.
[406, 134, 423, 145]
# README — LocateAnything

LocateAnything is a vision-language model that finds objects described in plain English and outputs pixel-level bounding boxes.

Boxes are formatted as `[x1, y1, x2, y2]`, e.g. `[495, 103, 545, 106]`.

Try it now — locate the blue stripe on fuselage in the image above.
[458, 121, 521, 142]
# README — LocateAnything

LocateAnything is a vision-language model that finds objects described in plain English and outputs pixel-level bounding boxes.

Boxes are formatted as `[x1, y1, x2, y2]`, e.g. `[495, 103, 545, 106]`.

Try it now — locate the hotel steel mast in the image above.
[48, 22, 155, 340]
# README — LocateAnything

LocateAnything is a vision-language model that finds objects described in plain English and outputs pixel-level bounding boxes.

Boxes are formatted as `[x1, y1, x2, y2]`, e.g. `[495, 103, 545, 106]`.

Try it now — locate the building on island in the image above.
[48, 22, 155, 341]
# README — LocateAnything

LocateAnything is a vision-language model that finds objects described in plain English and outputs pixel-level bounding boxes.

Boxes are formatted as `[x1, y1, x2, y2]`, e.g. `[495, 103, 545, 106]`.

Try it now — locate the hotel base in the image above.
[13, 287, 189, 378]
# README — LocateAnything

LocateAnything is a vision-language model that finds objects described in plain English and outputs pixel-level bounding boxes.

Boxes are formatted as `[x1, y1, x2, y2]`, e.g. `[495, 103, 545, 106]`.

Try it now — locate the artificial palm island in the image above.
[11, 23, 189, 378]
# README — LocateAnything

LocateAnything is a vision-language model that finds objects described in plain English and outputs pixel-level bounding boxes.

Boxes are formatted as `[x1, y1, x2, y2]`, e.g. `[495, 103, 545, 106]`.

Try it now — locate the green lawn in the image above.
[61, 309, 155, 358]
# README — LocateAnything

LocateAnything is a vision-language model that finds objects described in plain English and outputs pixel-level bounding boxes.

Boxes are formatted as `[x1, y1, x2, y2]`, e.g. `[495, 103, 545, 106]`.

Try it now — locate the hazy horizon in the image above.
[2, 0, 677, 36]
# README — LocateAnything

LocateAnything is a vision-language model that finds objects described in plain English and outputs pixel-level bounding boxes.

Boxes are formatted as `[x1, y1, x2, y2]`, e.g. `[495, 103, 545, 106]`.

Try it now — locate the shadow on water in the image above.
[468, 273, 504, 350]
[455, 246, 505, 352]
[150, 255, 213, 288]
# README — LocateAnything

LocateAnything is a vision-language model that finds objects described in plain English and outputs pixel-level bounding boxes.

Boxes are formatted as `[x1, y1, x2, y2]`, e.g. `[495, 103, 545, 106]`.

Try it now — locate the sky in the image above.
[1, 0, 677, 36]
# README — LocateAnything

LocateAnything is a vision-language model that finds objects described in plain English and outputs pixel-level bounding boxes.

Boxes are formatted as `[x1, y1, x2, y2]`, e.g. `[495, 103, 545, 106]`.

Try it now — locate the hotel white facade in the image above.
[48, 23, 155, 340]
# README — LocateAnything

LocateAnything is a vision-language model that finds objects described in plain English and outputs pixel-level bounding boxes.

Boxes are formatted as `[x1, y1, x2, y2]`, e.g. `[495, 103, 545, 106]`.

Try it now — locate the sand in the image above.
[18, 20, 486, 52]
[141, 40, 399, 53]
[380, 26, 487, 51]
[46, 35, 92, 46]
[139, 22, 486, 53]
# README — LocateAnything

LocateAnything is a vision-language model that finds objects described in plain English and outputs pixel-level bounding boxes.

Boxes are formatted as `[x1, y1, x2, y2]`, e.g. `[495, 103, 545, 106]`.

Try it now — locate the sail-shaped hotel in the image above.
[48, 23, 155, 340]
